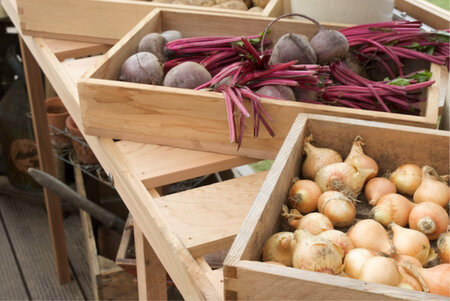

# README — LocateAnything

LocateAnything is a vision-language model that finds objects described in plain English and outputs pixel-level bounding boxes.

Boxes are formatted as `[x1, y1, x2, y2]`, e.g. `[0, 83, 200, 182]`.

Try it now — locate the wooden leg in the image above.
[18, 37, 71, 284]
[134, 223, 168, 300]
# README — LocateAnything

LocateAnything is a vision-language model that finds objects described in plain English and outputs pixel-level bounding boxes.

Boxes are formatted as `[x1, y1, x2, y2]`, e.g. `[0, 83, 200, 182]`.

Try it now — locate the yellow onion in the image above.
[391, 223, 431, 265]
[343, 248, 376, 279]
[402, 263, 450, 296]
[319, 230, 354, 255]
[292, 230, 344, 275]
[288, 179, 322, 214]
[301, 135, 343, 180]
[394, 254, 423, 269]
[317, 191, 356, 227]
[262, 232, 297, 266]
[370, 193, 414, 227]
[397, 265, 422, 291]
[409, 202, 449, 240]
[390, 164, 422, 196]
[413, 166, 450, 208]
[344, 136, 378, 182]
[315, 162, 374, 196]
[364, 177, 397, 206]
[437, 232, 450, 263]
[347, 219, 394, 255]
[296, 212, 334, 235]
[359, 256, 401, 286]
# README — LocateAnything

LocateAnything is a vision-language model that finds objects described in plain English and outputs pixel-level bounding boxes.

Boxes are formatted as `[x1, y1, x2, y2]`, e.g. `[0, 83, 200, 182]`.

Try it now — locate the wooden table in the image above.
[1, 0, 269, 299]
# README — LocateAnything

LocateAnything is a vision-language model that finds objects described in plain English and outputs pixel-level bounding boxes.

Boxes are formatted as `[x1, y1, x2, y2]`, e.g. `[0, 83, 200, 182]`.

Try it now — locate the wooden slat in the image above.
[0, 199, 29, 300]
[0, 198, 85, 300]
[45, 39, 110, 61]
[206, 268, 224, 297]
[117, 141, 255, 188]
[156, 171, 267, 258]
[62, 55, 105, 84]
[395, 0, 450, 30]
[19, 37, 71, 284]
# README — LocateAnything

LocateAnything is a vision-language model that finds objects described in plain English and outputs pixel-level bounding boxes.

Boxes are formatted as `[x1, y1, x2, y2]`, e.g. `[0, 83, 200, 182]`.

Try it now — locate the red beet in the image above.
[163, 61, 212, 89]
[119, 52, 164, 85]
[256, 85, 296, 101]
[138, 33, 168, 63]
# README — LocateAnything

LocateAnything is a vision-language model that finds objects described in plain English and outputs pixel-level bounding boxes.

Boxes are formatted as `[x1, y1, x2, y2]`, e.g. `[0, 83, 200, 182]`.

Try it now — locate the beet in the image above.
[119, 52, 164, 85]
[163, 61, 212, 89]
[310, 30, 349, 64]
[269, 33, 317, 65]
[294, 87, 319, 101]
[138, 33, 168, 63]
[256, 85, 296, 101]
[161, 30, 182, 42]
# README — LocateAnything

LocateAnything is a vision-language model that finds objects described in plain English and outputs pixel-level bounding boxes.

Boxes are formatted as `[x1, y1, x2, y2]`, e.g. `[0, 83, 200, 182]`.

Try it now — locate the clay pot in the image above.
[45, 97, 71, 149]
[65, 116, 98, 165]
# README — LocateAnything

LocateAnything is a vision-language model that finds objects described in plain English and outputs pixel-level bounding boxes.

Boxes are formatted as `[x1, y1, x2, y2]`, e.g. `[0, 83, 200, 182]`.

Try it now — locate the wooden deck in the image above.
[0, 178, 94, 300]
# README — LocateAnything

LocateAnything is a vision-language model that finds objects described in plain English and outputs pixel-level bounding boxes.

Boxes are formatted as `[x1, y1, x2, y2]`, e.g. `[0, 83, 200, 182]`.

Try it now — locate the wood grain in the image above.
[395, 0, 450, 30]
[45, 39, 110, 61]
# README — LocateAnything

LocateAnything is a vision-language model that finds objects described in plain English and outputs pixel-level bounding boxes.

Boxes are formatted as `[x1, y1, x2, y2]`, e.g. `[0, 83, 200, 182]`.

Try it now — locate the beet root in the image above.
[138, 33, 168, 63]
[256, 85, 296, 101]
[163, 61, 212, 89]
[161, 30, 182, 42]
[119, 52, 164, 85]
[269, 33, 317, 65]
[310, 30, 349, 65]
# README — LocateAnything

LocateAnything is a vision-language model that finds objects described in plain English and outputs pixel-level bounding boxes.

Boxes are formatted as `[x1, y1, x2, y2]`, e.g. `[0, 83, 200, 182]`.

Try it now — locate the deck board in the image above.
[0, 196, 85, 300]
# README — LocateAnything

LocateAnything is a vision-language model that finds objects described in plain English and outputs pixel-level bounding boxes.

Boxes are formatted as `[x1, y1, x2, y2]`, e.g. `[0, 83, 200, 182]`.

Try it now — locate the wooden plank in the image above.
[0, 198, 29, 300]
[206, 268, 224, 297]
[395, 0, 450, 30]
[62, 55, 105, 85]
[0, 198, 84, 300]
[116, 141, 255, 188]
[156, 171, 267, 258]
[45, 39, 110, 61]
[18, 37, 71, 284]
[16, 0, 278, 44]
[115, 214, 135, 275]
[134, 222, 168, 300]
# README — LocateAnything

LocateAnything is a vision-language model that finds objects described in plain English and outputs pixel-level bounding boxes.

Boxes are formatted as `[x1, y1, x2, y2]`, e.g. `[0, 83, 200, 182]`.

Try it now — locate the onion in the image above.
[359, 256, 401, 286]
[409, 202, 449, 240]
[364, 177, 397, 206]
[262, 232, 297, 266]
[370, 193, 414, 227]
[317, 191, 356, 227]
[394, 254, 423, 269]
[288, 179, 321, 214]
[296, 212, 334, 235]
[344, 136, 378, 182]
[347, 219, 394, 255]
[301, 135, 342, 180]
[398, 265, 422, 291]
[390, 164, 422, 196]
[437, 232, 450, 263]
[413, 166, 450, 208]
[292, 230, 344, 275]
[344, 248, 376, 279]
[315, 162, 374, 196]
[391, 223, 431, 265]
[402, 263, 450, 296]
[319, 230, 354, 255]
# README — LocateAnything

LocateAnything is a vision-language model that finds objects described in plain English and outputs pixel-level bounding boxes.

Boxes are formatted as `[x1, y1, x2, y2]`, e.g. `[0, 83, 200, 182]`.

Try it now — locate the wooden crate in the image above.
[223, 113, 449, 300]
[78, 8, 445, 160]
[16, 0, 280, 44]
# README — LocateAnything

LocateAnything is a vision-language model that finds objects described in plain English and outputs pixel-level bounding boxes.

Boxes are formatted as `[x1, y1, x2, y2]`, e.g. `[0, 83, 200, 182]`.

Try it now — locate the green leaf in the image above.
[404, 42, 435, 55]
[389, 78, 411, 86]
[411, 70, 433, 83]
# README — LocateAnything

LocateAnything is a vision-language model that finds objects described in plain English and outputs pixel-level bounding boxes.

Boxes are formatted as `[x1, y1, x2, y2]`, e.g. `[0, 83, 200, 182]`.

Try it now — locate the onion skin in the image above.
[347, 219, 394, 255]
[398, 265, 422, 291]
[292, 230, 344, 275]
[288, 180, 322, 214]
[296, 212, 333, 235]
[409, 202, 449, 240]
[390, 164, 422, 196]
[413, 166, 450, 208]
[437, 232, 450, 263]
[406, 264, 450, 297]
[344, 136, 378, 182]
[391, 223, 431, 265]
[344, 248, 376, 279]
[262, 232, 297, 267]
[301, 135, 342, 180]
[394, 254, 423, 269]
[359, 256, 401, 286]
[364, 177, 397, 206]
[317, 191, 356, 227]
[370, 193, 414, 227]
[319, 230, 354, 256]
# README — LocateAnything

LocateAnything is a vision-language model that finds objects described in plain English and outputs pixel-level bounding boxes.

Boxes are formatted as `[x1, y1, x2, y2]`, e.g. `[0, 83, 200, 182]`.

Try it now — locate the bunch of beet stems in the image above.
[340, 20, 450, 78]
[323, 61, 434, 113]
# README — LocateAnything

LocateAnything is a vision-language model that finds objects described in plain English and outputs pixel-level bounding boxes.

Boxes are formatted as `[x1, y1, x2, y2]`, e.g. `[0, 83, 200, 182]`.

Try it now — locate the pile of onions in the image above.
[301, 135, 342, 180]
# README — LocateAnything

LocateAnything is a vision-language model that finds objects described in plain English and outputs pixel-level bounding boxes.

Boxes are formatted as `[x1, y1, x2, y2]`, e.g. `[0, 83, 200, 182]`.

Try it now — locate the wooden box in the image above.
[16, 0, 280, 44]
[223, 113, 449, 300]
[78, 8, 445, 160]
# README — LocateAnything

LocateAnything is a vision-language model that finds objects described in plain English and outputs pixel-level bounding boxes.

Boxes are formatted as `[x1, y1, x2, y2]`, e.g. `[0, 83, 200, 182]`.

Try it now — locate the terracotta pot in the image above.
[65, 115, 98, 165]
[45, 97, 71, 149]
